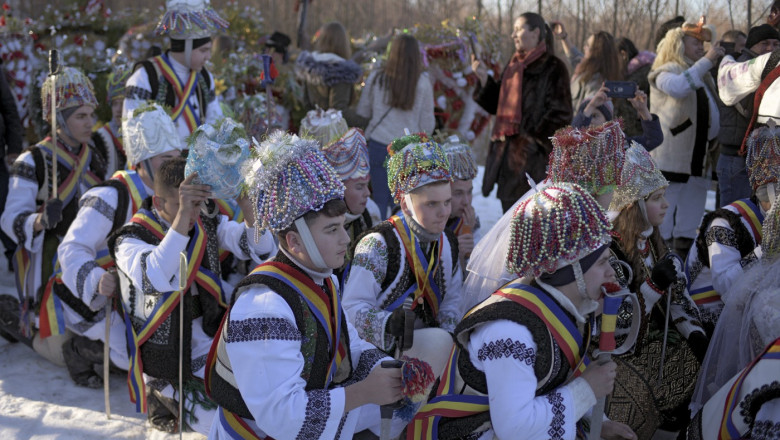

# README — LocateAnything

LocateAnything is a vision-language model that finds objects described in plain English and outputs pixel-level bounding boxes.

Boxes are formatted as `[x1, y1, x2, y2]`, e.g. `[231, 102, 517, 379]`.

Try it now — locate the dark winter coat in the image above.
[0, 64, 23, 159]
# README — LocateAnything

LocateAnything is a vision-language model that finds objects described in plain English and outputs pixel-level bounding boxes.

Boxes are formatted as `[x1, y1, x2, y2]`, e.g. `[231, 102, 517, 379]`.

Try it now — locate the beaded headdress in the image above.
[155, 0, 229, 40]
[234, 94, 284, 141]
[506, 183, 612, 278]
[106, 64, 133, 103]
[123, 103, 184, 166]
[244, 131, 345, 234]
[299, 108, 349, 149]
[41, 67, 98, 123]
[185, 118, 251, 199]
[762, 191, 780, 259]
[442, 135, 478, 181]
[548, 120, 626, 196]
[745, 126, 780, 191]
[321, 128, 370, 181]
[386, 132, 452, 203]
[609, 143, 669, 212]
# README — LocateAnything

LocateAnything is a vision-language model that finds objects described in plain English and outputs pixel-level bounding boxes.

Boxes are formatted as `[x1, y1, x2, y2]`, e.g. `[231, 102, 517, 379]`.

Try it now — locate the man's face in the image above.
[450, 179, 473, 219]
[751, 38, 780, 55]
[402, 183, 452, 235]
[152, 186, 181, 227]
[343, 176, 371, 215]
[190, 42, 213, 71]
[110, 98, 124, 123]
[583, 248, 616, 301]
[305, 213, 351, 269]
[63, 105, 97, 145]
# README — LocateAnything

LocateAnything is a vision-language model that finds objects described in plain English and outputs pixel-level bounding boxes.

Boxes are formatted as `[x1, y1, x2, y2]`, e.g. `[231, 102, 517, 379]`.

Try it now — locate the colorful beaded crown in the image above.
[123, 103, 183, 166]
[245, 131, 345, 234]
[762, 191, 780, 259]
[185, 118, 251, 199]
[155, 0, 229, 40]
[442, 135, 478, 181]
[41, 67, 98, 122]
[385, 132, 452, 203]
[548, 119, 626, 195]
[609, 143, 669, 212]
[321, 128, 370, 181]
[299, 108, 349, 149]
[746, 126, 780, 191]
[506, 183, 612, 278]
[106, 64, 133, 103]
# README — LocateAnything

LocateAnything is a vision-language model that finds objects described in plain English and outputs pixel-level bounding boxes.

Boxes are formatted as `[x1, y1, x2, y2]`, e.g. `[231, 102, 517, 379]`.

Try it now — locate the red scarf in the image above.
[491, 42, 547, 141]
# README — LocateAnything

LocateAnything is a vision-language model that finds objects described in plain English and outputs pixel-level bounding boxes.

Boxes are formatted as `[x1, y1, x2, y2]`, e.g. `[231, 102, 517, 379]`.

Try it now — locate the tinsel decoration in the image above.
[506, 183, 612, 278]
[441, 134, 477, 180]
[745, 126, 780, 191]
[548, 119, 626, 196]
[185, 117, 251, 200]
[41, 66, 98, 122]
[105, 63, 132, 102]
[155, 0, 229, 39]
[394, 356, 436, 422]
[609, 143, 669, 213]
[320, 128, 370, 181]
[761, 191, 780, 260]
[244, 131, 345, 235]
[385, 132, 452, 203]
[299, 108, 348, 149]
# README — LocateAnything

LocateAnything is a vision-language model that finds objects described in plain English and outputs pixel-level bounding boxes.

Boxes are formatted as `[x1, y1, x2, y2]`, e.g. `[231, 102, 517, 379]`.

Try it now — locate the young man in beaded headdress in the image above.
[409, 183, 636, 440]
[109, 156, 273, 434]
[685, 126, 780, 334]
[300, 109, 381, 280]
[0, 66, 105, 360]
[93, 63, 133, 175]
[123, 0, 227, 143]
[441, 136, 480, 272]
[207, 132, 405, 440]
[342, 133, 464, 376]
[56, 103, 183, 389]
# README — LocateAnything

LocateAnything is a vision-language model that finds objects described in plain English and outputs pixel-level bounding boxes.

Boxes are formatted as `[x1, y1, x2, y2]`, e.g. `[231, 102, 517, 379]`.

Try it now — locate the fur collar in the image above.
[295, 50, 362, 87]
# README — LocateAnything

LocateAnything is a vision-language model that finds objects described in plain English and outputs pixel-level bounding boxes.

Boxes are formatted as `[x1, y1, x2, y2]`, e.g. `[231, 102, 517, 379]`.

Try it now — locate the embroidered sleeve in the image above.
[669, 282, 704, 338]
[125, 85, 152, 101]
[343, 348, 386, 385]
[12, 211, 32, 246]
[10, 162, 36, 182]
[546, 391, 567, 440]
[139, 251, 159, 296]
[740, 250, 760, 269]
[706, 226, 739, 247]
[351, 307, 393, 349]
[238, 230, 251, 259]
[477, 338, 536, 365]
[351, 235, 388, 285]
[80, 196, 116, 222]
[76, 261, 100, 304]
[227, 317, 301, 343]
[295, 390, 331, 440]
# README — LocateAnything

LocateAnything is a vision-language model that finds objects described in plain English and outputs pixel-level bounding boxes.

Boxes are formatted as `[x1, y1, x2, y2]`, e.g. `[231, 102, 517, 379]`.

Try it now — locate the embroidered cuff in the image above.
[641, 278, 664, 312]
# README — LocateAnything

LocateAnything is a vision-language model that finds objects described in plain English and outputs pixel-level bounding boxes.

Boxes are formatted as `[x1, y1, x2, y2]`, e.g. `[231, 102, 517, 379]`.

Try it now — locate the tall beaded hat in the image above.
[321, 128, 370, 181]
[548, 119, 626, 196]
[609, 143, 669, 212]
[299, 108, 349, 148]
[122, 103, 184, 166]
[386, 132, 452, 204]
[185, 118, 251, 199]
[106, 64, 133, 103]
[506, 183, 612, 278]
[745, 126, 780, 191]
[442, 135, 478, 181]
[155, 0, 229, 40]
[762, 191, 780, 259]
[41, 67, 98, 122]
[244, 131, 345, 234]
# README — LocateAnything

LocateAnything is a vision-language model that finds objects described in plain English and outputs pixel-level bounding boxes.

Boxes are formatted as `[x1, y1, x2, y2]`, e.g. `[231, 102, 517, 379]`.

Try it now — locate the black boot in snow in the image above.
[61, 335, 104, 388]
[147, 388, 178, 433]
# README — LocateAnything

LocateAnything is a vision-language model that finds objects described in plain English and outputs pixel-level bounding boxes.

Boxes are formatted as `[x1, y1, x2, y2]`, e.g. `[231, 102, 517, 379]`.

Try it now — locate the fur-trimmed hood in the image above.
[295, 50, 362, 87]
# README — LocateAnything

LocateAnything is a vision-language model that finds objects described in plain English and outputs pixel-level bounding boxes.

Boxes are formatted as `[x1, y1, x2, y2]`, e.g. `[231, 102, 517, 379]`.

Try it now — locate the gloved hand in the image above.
[40, 198, 64, 230]
[687, 331, 709, 364]
[650, 257, 678, 291]
[386, 308, 407, 338]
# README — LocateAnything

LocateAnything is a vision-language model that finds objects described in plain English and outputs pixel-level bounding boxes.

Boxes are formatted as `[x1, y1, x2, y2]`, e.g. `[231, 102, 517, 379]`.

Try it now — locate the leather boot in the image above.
[61, 335, 104, 388]
[147, 387, 178, 433]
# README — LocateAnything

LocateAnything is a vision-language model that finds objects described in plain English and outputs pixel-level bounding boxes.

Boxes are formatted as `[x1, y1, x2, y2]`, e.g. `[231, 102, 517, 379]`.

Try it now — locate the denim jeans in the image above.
[367, 138, 392, 219]
[716, 154, 751, 206]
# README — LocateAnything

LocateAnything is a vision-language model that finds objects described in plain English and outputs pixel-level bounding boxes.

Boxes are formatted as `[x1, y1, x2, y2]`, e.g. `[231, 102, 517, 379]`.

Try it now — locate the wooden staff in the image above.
[48, 50, 60, 198]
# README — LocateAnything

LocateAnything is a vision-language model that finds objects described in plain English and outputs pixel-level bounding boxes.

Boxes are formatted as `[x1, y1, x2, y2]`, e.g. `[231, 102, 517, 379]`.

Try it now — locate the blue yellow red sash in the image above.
[218, 407, 268, 440]
[718, 338, 780, 439]
[408, 345, 490, 440]
[124, 208, 223, 412]
[110, 170, 149, 215]
[598, 294, 622, 352]
[447, 217, 470, 236]
[152, 54, 200, 133]
[729, 199, 763, 245]
[215, 199, 245, 261]
[492, 283, 590, 376]
[689, 286, 721, 306]
[388, 214, 443, 316]
[249, 262, 346, 386]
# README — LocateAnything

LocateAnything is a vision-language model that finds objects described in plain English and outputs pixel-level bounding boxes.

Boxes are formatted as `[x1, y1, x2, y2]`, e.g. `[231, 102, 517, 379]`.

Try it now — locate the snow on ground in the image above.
[0, 165, 712, 439]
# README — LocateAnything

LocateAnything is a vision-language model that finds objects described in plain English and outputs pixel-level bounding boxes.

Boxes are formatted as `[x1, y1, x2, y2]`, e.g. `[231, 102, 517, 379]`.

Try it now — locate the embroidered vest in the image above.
[205, 254, 353, 420]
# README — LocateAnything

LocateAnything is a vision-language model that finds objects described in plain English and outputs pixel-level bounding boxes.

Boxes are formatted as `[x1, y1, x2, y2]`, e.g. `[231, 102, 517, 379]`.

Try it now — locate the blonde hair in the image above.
[652, 25, 716, 69]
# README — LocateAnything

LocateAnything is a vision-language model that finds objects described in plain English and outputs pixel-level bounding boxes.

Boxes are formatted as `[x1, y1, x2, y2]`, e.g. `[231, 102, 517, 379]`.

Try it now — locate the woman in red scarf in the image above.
[472, 12, 573, 212]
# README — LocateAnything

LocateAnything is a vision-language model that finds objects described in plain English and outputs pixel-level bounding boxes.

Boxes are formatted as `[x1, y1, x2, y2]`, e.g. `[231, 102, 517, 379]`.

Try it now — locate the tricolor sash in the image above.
[492, 283, 591, 376]
[729, 199, 763, 245]
[408, 345, 490, 440]
[218, 407, 269, 440]
[110, 170, 149, 215]
[38, 138, 102, 206]
[387, 214, 443, 316]
[718, 338, 780, 439]
[124, 208, 224, 412]
[248, 262, 346, 387]
[447, 217, 471, 236]
[152, 54, 200, 133]
[689, 286, 721, 306]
